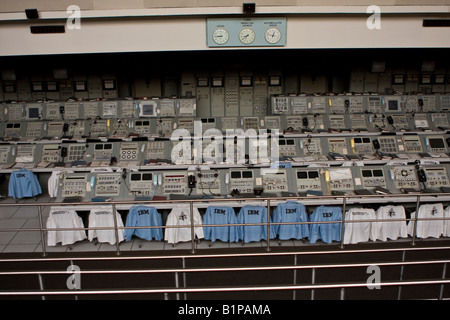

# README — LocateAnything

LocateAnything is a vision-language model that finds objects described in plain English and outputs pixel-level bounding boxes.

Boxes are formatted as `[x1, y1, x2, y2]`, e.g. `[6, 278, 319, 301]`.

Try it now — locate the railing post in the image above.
[174, 269, 180, 301]
[38, 274, 45, 300]
[266, 198, 271, 252]
[190, 201, 196, 254]
[182, 257, 187, 300]
[112, 203, 121, 256]
[340, 197, 347, 249]
[439, 262, 447, 300]
[340, 287, 345, 300]
[292, 254, 297, 300]
[412, 195, 421, 247]
[397, 250, 406, 300]
[37, 205, 47, 257]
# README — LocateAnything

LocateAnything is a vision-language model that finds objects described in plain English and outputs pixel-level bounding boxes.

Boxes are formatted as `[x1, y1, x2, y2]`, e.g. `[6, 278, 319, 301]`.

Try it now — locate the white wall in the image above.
[1, 0, 450, 12]
[0, 13, 449, 56]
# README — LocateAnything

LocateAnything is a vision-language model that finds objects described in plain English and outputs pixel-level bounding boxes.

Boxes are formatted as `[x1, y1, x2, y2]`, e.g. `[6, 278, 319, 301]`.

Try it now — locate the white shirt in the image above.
[375, 205, 408, 241]
[47, 171, 62, 198]
[88, 206, 124, 244]
[46, 207, 86, 246]
[408, 203, 444, 239]
[164, 206, 204, 244]
[444, 206, 450, 237]
[344, 208, 377, 244]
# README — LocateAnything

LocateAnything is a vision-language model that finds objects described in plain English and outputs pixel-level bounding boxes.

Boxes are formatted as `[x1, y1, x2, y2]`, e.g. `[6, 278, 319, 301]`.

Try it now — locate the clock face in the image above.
[265, 28, 281, 44]
[212, 28, 229, 45]
[239, 28, 256, 44]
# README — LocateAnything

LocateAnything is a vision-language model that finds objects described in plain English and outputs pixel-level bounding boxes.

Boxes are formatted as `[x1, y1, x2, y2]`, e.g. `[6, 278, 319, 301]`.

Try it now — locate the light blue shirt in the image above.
[8, 168, 42, 199]
[273, 201, 310, 240]
[309, 206, 342, 244]
[124, 206, 163, 241]
[203, 206, 239, 243]
[237, 205, 275, 243]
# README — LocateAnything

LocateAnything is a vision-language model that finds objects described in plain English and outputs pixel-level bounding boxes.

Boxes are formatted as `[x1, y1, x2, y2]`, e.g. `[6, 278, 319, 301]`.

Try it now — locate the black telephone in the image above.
[372, 139, 381, 150]
[418, 98, 424, 107]
[63, 123, 69, 133]
[302, 117, 309, 127]
[387, 116, 394, 125]
[417, 169, 427, 182]
[188, 175, 197, 188]
[60, 147, 67, 158]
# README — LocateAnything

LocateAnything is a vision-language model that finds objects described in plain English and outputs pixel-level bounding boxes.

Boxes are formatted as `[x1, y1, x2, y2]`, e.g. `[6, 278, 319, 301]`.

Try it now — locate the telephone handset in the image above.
[387, 116, 394, 125]
[302, 117, 309, 128]
[417, 168, 427, 182]
[60, 147, 68, 158]
[188, 175, 197, 188]
[63, 123, 69, 133]
[418, 98, 424, 107]
[372, 139, 381, 150]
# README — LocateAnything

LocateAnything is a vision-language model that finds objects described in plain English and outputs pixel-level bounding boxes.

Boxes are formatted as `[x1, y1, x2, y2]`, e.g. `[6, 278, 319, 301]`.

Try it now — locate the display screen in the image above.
[242, 171, 253, 179]
[308, 171, 319, 179]
[28, 108, 39, 118]
[362, 170, 372, 177]
[231, 171, 241, 179]
[429, 138, 445, 149]
[131, 173, 141, 181]
[143, 173, 153, 181]
[388, 100, 398, 111]
[143, 105, 154, 115]
[297, 171, 307, 179]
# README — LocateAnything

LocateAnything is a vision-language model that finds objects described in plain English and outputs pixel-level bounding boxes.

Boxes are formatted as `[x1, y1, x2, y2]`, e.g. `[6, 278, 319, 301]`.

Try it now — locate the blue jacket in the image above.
[237, 205, 275, 243]
[124, 206, 163, 241]
[309, 206, 342, 244]
[273, 201, 310, 240]
[8, 168, 42, 199]
[203, 206, 239, 243]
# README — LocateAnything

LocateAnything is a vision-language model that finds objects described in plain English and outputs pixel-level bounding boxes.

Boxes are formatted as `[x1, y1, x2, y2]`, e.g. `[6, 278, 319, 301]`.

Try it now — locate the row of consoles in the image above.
[56, 163, 450, 203]
[1, 94, 450, 141]
[2, 133, 450, 169]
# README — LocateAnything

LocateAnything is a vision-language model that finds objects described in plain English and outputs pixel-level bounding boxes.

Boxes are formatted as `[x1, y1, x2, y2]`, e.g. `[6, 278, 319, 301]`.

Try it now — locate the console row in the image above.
[2, 133, 450, 171]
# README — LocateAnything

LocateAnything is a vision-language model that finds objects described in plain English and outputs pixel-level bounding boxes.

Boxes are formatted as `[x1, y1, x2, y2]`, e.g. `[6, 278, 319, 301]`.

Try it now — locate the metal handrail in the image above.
[0, 192, 449, 256]
[0, 259, 448, 276]
[1, 245, 450, 263]
[0, 280, 449, 297]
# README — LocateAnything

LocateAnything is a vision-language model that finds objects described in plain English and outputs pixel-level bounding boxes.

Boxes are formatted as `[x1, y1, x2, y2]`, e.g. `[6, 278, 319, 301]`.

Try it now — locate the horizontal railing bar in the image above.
[1, 245, 449, 263]
[1, 279, 450, 296]
[1, 215, 449, 234]
[2, 216, 449, 234]
[0, 259, 448, 276]
[0, 192, 448, 208]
